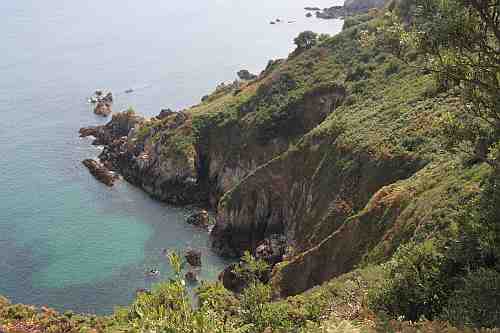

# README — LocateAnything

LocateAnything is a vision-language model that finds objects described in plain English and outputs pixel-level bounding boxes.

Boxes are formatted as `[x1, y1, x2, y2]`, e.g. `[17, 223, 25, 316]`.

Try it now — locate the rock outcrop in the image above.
[94, 101, 112, 117]
[82, 159, 118, 186]
[237, 69, 257, 81]
[185, 249, 202, 267]
[186, 210, 211, 229]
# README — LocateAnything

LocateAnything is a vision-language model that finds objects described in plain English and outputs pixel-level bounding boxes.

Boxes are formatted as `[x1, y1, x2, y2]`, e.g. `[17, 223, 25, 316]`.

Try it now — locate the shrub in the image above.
[240, 282, 294, 332]
[368, 241, 449, 321]
[443, 268, 500, 328]
[384, 61, 400, 77]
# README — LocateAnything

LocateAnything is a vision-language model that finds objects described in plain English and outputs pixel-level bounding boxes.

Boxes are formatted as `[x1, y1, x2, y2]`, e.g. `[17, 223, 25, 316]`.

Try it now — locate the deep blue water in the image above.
[0, 0, 342, 314]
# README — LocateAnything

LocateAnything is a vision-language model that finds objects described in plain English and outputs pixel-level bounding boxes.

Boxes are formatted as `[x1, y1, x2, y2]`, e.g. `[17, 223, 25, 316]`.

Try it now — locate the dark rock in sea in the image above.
[135, 288, 151, 295]
[304, 6, 321, 11]
[82, 159, 118, 186]
[270, 21, 276, 24]
[94, 101, 112, 117]
[306, 12, 313, 17]
[185, 270, 198, 284]
[125, 88, 134, 94]
[185, 249, 202, 267]
[186, 209, 211, 229]
[237, 69, 257, 81]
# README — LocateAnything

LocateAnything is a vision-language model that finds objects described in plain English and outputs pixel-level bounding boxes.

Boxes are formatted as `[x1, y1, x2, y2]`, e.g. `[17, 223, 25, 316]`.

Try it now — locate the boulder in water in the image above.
[185, 249, 202, 267]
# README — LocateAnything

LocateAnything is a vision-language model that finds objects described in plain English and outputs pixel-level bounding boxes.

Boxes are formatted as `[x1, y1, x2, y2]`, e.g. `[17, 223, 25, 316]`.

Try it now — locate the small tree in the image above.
[294, 31, 318, 50]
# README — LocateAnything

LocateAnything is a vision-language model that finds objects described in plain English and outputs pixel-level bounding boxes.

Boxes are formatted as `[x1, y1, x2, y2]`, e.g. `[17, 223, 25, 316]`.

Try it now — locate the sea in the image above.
[0, 0, 342, 314]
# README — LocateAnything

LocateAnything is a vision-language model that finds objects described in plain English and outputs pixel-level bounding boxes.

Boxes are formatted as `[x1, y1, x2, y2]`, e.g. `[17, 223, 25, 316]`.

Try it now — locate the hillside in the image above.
[2, 0, 500, 331]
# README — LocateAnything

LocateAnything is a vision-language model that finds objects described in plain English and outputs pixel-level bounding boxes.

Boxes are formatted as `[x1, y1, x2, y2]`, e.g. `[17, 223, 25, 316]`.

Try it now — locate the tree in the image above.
[294, 31, 318, 50]
[363, 0, 500, 165]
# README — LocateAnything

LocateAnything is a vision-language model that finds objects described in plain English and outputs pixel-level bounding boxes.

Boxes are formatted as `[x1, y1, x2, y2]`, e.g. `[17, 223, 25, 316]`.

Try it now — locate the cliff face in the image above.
[83, 15, 487, 297]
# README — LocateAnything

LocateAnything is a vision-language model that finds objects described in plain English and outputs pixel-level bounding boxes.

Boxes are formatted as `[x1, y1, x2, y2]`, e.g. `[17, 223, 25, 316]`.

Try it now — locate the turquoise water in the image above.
[0, 0, 342, 314]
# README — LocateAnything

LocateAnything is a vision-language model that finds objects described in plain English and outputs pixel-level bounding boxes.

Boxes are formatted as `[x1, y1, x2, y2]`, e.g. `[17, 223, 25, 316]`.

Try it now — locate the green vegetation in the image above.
[3, 0, 500, 331]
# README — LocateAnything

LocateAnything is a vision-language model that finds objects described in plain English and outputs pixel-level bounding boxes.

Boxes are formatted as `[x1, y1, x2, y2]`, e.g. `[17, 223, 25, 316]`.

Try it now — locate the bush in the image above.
[384, 61, 400, 77]
[443, 269, 500, 328]
[240, 282, 294, 332]
[368, 241, 449, 321]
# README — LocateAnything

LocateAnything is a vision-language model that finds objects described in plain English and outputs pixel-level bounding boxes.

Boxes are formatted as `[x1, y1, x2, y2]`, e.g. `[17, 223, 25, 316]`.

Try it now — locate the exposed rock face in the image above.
[79, 110, 144, 146]
[94, 101, 112, 117]
[82, 159, 118, 186]
[186, 210, 211, 229]
[185, 249, 202, 267]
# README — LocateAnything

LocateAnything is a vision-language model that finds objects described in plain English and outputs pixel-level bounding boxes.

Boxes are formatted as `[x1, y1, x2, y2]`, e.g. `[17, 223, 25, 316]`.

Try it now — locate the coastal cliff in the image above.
[3, 0, 499, 330]
[80, 14, 486, 296]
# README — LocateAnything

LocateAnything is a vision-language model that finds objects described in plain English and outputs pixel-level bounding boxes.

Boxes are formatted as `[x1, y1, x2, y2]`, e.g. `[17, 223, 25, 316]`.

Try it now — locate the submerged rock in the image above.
[82, 159, 118, 186]
[185, 249, 202, 267]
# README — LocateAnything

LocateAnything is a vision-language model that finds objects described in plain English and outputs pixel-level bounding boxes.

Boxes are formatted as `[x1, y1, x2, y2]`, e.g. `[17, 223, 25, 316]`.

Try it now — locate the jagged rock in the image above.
[79, 126, 99, 138]
[157, 108, 175, 120]
[186, 210, 210, 229]
[82, 159, 118, 186]
[101, 92, 113, 104]
[94, 102, 112, 117]
[306, 12, 313, 17]
[237, 69, 257, 81]
[185, 249, 202, 267]
[185, 270, 198, 283]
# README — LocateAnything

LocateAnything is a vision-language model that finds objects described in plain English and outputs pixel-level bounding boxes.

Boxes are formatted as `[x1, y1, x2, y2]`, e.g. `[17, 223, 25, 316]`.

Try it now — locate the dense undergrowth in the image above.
[2, 0, 500, 331]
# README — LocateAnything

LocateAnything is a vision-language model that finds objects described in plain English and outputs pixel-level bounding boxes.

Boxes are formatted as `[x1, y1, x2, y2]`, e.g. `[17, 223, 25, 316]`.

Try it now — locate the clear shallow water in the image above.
[0, 0, 342, 314]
